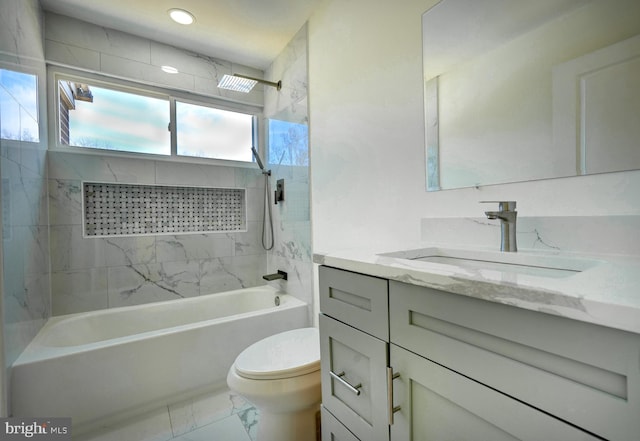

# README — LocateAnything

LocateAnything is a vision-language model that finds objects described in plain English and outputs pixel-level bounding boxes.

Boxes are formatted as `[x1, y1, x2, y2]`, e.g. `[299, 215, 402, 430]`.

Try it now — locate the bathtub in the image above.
[11, 285, 308, 433]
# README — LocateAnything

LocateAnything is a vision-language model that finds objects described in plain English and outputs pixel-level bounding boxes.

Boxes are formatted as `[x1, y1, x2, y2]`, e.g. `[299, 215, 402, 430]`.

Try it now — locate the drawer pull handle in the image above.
[387, 367, 401, 425]
[330, 370, 362, 396]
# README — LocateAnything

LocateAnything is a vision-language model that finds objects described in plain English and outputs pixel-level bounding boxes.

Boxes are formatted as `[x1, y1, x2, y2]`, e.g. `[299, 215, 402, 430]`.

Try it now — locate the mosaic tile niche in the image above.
[83, 182, 246, 237]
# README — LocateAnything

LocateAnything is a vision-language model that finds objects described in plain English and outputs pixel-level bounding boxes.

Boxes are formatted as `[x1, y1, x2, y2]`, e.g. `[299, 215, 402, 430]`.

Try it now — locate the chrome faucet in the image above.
[482, 201, 517, 252]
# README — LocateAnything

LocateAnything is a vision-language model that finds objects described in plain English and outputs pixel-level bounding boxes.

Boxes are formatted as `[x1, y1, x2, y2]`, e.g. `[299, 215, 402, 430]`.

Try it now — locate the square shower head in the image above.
[217, 74, 258, 93]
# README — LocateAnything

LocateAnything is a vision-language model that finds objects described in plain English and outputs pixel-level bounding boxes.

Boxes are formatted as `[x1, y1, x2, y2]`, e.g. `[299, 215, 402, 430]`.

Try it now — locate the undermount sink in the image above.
[379, 247, 602, 279]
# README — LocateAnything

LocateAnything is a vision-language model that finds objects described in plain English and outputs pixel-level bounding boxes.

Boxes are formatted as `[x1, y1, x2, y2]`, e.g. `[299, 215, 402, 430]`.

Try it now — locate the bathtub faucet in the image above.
[263, 270, 288, 281]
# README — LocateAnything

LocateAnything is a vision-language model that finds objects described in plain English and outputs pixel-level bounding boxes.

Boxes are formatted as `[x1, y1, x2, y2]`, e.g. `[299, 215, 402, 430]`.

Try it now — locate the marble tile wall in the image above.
[44, 12, 264, 107]
[0, 0, 51, 406]
[421, 215, 640, 257]
[263, 25, 313, 315]
[41, 12, 289, 315]
[49, 151, 267, 315]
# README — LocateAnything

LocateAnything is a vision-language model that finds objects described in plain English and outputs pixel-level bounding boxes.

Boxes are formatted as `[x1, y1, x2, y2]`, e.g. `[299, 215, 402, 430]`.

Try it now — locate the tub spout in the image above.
[263, 270, 287, 281]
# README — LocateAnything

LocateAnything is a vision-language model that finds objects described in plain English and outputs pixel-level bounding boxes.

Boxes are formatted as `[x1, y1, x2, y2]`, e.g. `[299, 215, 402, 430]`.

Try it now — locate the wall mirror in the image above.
[423, 0, 640, 191]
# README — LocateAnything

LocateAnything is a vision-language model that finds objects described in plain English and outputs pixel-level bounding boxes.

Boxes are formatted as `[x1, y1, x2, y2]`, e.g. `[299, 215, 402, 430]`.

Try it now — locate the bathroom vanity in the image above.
[316, 246, 640, 441]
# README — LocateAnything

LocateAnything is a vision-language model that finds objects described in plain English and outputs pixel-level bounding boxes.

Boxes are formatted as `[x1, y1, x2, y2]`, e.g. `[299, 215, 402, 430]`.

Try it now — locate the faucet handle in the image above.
[479, 201, 517, 211]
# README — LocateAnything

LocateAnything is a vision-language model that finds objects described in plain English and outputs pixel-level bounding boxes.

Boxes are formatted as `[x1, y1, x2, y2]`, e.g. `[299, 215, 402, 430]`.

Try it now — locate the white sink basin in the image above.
[379, 247, 602, 279]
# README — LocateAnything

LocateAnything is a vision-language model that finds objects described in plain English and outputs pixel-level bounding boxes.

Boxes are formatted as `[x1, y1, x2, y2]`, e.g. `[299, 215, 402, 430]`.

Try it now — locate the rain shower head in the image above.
[217, 74, 282, 93]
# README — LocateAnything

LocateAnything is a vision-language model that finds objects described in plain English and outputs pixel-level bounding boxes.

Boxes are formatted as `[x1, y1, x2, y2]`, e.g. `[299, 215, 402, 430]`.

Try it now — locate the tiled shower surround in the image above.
[49, 151, 268, 315]
[43, 14, 313, 318]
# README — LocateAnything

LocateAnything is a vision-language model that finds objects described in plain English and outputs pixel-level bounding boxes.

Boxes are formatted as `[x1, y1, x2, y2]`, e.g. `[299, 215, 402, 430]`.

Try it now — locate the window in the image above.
[54, 72, 257, 163]
[59, 81, 170, 154]
[268, 118, 309, 166]
[1, 68, 39, 142]
[176, 101, 253, 162]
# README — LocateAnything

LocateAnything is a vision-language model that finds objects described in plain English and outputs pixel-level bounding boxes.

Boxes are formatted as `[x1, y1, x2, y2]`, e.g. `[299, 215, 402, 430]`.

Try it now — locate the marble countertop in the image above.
[314, 243, 640, 335]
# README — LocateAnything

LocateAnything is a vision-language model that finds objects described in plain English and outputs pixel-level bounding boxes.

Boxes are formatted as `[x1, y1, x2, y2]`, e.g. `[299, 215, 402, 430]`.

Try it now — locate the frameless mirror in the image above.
[423, 0, 640, 191]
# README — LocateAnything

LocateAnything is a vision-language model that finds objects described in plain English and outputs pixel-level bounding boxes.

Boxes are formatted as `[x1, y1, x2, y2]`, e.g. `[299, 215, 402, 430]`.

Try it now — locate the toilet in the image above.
[227, 327, 321, 441]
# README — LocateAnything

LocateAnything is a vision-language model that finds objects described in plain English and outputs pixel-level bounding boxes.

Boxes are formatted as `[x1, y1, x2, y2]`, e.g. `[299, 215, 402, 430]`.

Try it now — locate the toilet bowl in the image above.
[227, 327, 321, 441]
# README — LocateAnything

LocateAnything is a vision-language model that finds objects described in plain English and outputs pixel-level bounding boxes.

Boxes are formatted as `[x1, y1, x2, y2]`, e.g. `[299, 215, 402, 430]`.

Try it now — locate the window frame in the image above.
[47, 66, 264, 167]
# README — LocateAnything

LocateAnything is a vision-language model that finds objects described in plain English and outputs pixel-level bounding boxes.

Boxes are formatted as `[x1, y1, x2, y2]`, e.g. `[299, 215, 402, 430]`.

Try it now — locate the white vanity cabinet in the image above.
[319, 266, 389, 441]
[319, 265, 640, 440]
[389, 344, 600, 440]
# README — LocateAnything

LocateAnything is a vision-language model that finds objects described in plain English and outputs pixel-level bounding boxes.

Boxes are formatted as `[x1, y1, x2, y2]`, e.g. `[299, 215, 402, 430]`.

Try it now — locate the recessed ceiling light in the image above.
[168, 8, 195, 25]
[161, 65, 179, 74]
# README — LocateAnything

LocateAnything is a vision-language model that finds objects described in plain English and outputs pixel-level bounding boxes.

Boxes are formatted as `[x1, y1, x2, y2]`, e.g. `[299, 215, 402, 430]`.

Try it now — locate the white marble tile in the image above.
[199, 255, 267, 294]
[273, 221, 312, 263]
[235, 168, 265, 190]
[75, 406, 173, 441]
[156, 234, 234, 263]
[45, 13, 151, 64]
[48, 151, 156, 183]
[107, 261, 200, 307]
[24, 272, 50, 320]
[149, 42, 229, 80]
[3, 142, 22, 164]
[173, 415, 252, 441]
[420, 215, 640, 257]
[236, 406, 259, 441]
[264, 25, 308, 118]
[9, 177, 48, 227]
[518, 216, 640, 257]
[154, 161, 236, 188]
[234, 221, 266, 256]
[19, 144, 47, 177]
[0, 0, 44, 60]
[51, 268, 108, 315]
[50, 225, 106, 271]
[100, 53, 196, 91]
[245, 187, 264, 223]
[104, 236, 156, 267]
[168, 391, 253, 437]
[23, 225, 50, 274]
[45, 39, 101, 72]
[48, 179, 83, 226]
[3, 231, 26, 295]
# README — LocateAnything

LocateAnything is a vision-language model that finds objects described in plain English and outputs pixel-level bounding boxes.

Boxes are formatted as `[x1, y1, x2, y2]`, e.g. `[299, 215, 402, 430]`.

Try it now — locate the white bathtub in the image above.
[11, 285, 308, 433]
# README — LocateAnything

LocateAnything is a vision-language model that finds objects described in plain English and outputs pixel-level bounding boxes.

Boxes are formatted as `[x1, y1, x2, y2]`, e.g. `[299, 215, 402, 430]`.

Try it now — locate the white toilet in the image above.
[227, 327, 321, 441]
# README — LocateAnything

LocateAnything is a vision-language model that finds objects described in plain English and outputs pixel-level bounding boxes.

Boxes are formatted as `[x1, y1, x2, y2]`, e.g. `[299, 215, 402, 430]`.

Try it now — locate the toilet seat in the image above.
[234, 327, 320, 380]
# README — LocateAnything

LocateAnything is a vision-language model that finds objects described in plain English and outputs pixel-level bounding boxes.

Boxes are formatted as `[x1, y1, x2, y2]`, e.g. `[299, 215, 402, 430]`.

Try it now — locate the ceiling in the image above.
[39, 0, 322, 70]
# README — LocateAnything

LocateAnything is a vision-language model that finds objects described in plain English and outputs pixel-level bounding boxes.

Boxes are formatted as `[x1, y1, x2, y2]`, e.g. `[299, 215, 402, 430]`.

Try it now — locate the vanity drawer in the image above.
[320, 314, 388, 441]
[321, 406, 361, 441]
[389, 280, 640, 441]
[319, 266, 389, 340]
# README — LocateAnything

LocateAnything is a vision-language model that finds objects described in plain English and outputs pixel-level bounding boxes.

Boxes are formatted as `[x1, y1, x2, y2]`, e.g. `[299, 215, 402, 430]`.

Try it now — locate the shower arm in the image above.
[251, 146, 271, 176]
[234, 74, 282, 91]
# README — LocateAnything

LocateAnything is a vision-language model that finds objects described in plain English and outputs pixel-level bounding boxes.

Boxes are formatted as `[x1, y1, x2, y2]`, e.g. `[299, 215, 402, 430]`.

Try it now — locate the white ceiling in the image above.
[39, 0, 322, 70]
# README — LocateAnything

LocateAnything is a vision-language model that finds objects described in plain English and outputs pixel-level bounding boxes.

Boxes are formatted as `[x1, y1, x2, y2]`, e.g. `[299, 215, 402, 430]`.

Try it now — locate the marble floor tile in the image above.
[172, 416, 252, 441]
[77, 388, 258, 441]
[76, 406, 173, 441]
[168, 391, 253, 437]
